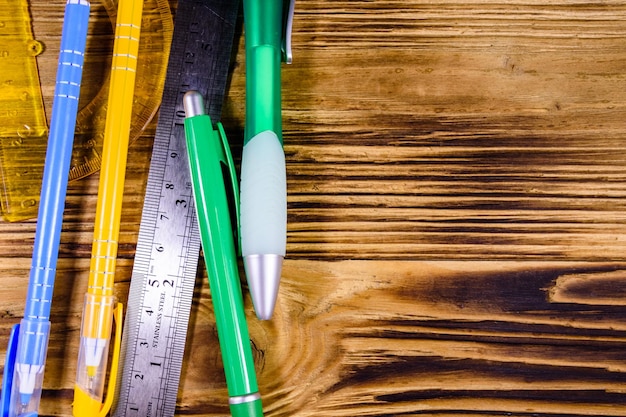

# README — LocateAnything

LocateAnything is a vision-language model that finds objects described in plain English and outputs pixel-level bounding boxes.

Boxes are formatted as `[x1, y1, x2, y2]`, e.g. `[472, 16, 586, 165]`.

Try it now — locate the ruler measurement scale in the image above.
[113, 1, 239, 415]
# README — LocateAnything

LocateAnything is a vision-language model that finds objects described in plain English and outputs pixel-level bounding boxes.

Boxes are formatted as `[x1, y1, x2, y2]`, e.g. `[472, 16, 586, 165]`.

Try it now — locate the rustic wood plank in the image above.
[1, 0, 625, 416]
[4, 260, 626, 416]
[264, 0, 626, 261]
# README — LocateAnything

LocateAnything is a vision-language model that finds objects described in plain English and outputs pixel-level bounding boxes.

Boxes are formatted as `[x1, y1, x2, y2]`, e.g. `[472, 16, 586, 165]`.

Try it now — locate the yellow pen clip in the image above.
[73, 302, 123, 417]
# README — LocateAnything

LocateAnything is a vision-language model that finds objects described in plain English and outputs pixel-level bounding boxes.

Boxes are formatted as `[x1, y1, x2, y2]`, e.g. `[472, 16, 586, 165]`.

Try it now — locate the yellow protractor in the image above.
[0, 0, 172, 221]
[71, 0, 173, 180]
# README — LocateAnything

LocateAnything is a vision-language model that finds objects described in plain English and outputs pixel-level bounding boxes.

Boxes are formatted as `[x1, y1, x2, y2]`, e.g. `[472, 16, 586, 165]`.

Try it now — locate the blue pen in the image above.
[0, 1, 90, 416]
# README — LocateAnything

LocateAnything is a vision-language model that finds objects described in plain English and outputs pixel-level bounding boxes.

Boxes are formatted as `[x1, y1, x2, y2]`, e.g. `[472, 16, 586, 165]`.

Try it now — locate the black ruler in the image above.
[112, 1, 239, 415]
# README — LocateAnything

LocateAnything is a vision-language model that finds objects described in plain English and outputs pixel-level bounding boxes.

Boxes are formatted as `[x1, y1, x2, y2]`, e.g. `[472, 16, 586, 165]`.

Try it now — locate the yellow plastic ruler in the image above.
[0, 0, 173, 222]
[0, 0, 48, 222]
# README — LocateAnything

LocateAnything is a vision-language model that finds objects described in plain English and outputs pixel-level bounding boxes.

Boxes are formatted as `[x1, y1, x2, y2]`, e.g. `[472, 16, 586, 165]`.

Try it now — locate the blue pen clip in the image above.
[281, 0, 295, 64]
[1, 325, 20, 417]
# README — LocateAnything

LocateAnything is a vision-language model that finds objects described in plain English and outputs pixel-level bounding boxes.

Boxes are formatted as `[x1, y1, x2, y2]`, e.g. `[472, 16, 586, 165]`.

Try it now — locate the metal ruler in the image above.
[112, 1, 239, 416]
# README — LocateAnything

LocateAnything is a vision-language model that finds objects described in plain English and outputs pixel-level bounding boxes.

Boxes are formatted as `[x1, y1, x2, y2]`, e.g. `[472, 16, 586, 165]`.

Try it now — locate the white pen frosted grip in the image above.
[240, 130, 287, 257]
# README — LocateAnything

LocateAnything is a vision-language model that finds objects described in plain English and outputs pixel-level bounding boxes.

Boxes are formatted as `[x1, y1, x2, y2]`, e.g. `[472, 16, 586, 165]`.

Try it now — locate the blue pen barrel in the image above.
[33, 0, 88, 257]
[24, 0, 89, 336]
[9, 319, 50, 416]
[22, 267, 56, 322]
[34, 0, 88, 245]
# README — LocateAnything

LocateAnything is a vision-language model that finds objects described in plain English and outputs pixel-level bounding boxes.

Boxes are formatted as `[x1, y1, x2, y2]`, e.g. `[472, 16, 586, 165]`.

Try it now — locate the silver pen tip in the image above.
[244, 254, 283, 320]
[183, 90, 205, 117]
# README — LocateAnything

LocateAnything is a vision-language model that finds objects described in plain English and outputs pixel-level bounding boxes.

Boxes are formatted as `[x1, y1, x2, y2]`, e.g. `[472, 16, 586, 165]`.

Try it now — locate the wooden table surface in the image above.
[2, 0, 626, 415]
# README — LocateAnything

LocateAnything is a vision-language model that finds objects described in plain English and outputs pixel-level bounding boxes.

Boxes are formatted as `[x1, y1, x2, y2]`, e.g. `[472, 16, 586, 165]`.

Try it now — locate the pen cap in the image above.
[8, 319, 50, 416]
[75, 294, 115, 403]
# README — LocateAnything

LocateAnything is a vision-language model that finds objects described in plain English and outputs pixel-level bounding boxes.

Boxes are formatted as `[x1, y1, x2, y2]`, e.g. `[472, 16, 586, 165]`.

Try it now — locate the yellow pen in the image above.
[73, 0, 143, 416]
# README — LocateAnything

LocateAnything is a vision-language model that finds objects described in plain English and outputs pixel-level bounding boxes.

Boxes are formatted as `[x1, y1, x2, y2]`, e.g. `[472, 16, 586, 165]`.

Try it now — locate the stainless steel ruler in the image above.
[112, 0, 239, 415]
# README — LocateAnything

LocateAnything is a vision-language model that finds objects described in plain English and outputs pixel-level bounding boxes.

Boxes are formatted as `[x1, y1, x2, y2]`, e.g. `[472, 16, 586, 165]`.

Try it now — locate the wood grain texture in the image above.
[1, 0, 626, 416]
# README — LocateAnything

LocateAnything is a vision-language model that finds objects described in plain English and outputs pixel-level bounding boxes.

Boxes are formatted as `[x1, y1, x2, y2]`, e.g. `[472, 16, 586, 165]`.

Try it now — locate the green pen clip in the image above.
[217, 121, 242, 256]
[281, 0, 295, 64]
[185, 99, 241, 256]
[186, 92, 241, 256]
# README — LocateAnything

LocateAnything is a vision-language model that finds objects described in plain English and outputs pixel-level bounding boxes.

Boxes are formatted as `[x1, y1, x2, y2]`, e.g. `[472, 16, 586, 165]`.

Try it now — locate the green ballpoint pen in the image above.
[240, 0, 295, 320]
[183, 91, 264, 417]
